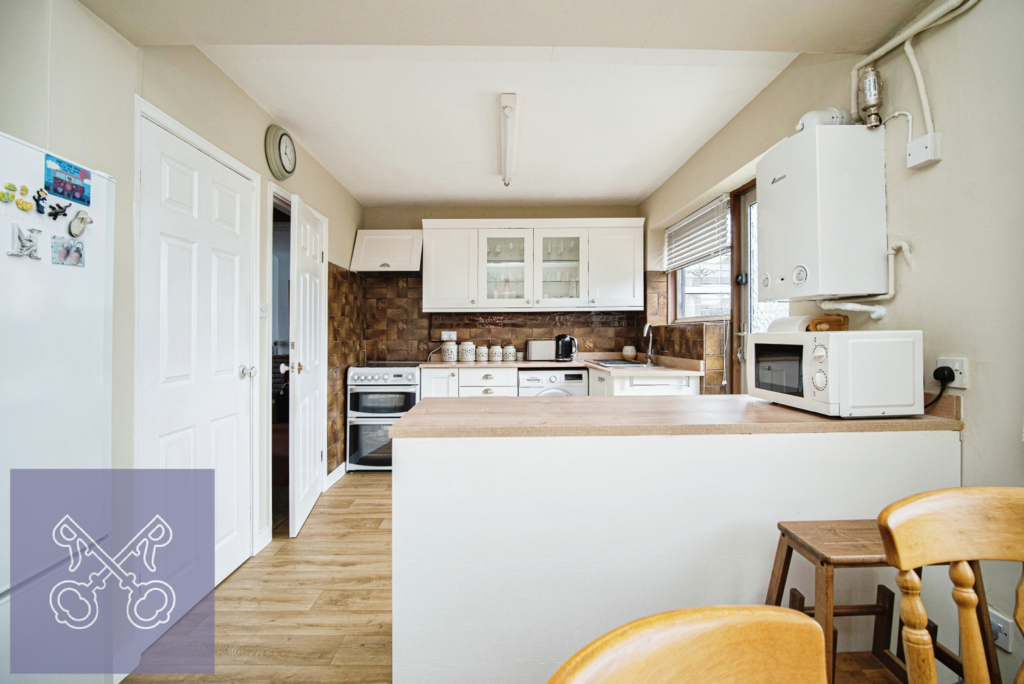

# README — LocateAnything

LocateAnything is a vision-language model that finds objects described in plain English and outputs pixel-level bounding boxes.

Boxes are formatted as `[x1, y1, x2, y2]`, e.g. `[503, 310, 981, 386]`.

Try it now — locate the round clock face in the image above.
[279, 134, 296, 174]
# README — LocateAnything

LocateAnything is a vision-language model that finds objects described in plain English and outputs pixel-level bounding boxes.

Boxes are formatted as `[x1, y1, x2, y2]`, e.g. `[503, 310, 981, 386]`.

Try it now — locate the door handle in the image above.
[590, 299, 596, 304]
[280, 363, 290, 374]
[249, 365, 257, 378]
[470, 299, 476, 305]
[239, 365, 257, 379]
[297, 362, 304, 374]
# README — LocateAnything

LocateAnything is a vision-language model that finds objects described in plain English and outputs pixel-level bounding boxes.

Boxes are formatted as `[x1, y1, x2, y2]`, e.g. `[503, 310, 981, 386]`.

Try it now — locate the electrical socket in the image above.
[937, 357, 968, 389]
[990, 608, 1014, 652]
[441, 331, 457, 341]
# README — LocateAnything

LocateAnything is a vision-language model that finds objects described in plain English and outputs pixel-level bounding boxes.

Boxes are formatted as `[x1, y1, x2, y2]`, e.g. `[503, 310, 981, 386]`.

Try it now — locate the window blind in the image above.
[665, 194, 731, 272]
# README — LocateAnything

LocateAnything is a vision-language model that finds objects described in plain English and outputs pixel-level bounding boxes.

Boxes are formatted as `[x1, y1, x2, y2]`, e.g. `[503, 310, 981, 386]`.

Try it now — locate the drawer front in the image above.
[458, 386, 518, 398]
[458, 368, 518, 387]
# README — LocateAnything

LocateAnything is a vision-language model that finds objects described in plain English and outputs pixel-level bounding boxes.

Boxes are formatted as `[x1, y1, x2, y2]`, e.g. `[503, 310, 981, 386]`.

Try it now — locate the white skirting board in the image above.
[393, 431, 962, 684]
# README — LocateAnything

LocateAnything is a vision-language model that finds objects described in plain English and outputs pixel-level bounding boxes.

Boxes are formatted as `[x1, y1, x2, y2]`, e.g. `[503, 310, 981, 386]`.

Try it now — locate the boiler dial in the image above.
[812, 345, 827, 363]
[812, 371, 828, 391]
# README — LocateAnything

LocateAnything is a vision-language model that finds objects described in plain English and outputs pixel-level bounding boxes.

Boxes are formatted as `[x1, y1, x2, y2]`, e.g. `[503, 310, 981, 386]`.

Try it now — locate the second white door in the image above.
[289, 195, 328, 537]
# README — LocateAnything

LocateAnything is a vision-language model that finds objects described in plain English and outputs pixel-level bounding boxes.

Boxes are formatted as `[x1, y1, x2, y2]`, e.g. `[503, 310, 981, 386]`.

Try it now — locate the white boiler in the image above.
[756, 125, 887, 302]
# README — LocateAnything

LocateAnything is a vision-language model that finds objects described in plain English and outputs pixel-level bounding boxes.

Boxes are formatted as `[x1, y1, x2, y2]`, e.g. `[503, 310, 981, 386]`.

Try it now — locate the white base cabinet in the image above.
[458, 367, 518, 397]
[421, 368, 459, 398]
[589, 370, 699, 396]
[422, 219, 644, 312]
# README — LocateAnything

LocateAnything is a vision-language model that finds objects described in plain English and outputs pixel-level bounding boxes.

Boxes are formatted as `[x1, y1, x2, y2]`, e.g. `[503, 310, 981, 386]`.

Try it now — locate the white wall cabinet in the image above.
[421, 368, 459, 398]
[422, 218, 644, 312]
[422, 228, 478, 309]
[589, 370, 700, 396]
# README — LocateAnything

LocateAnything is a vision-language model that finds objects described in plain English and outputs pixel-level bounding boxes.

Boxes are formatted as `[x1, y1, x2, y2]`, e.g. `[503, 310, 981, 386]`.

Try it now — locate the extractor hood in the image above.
[350, 229, 422, 275]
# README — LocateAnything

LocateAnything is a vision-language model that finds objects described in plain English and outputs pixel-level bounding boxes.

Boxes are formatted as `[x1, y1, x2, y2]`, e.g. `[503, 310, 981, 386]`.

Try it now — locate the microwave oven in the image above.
[747, 330, 923, 418]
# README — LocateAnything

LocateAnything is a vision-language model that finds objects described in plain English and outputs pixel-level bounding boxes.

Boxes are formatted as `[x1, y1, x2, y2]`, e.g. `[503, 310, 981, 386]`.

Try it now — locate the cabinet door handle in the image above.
[535, 299, 540, 304]
[482, 374, 493, 380]
[451, 372, 456, 377]
[483, 388, 493, 395]
[590, 299, 596, 304]
[598, 376, 605, 382]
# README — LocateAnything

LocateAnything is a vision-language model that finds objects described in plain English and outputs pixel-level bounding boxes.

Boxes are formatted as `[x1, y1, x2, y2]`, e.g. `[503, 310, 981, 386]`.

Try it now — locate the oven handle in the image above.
[348, 385, 418, 393]
[348, 417, 399, 427]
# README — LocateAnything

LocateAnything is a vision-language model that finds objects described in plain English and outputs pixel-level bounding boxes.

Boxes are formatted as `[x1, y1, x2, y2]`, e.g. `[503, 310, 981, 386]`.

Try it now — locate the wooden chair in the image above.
[878, 486, 1024, 684]
[546, 605, 827, 684]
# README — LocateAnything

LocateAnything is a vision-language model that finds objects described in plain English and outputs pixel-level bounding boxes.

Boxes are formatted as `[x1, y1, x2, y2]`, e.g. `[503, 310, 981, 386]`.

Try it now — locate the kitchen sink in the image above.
[594, 359, 664, 369]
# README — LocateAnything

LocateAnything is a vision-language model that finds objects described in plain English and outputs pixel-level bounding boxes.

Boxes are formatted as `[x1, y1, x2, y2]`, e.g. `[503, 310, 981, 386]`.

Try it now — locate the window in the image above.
[666, 194, 731, 320]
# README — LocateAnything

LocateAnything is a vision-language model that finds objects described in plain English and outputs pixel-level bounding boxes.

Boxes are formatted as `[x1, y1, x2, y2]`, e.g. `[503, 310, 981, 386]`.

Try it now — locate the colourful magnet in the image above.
[48, 202, 70, 221]
[33, 189, 47, 214]
[0, 192, 13, 203]
[19, 185, 28, 195]
[15, 198, 33, 212]
[3, 183, 15, 192]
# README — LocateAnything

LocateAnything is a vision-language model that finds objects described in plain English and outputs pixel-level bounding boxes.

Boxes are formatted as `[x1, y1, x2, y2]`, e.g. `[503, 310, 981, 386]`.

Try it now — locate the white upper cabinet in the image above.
[422, 218, 644, 312]
[478, 229, 533, 308]
[422, 228, 478, 309]
[588, 227, 644, 308]
[534, 228, 589, 308]
[350, 229, 422, 273]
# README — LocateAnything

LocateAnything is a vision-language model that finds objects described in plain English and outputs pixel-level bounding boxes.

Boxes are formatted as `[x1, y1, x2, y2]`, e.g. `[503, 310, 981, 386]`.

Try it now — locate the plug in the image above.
[934, 366, 956, 385]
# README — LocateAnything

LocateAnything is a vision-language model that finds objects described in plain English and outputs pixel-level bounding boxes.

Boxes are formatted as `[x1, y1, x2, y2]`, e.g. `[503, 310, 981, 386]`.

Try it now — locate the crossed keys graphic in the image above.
[49, 515, 177, 630]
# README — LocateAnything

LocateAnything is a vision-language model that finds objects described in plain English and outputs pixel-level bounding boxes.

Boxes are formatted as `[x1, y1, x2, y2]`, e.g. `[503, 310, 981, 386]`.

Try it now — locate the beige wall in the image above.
[365, 204, 638, 230]
[640, 0, 1024, 673]
[0, 1, 364, 540]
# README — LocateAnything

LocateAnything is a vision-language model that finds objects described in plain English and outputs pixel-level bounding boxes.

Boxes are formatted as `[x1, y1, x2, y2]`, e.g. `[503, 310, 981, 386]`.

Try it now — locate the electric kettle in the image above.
[554, 334, 578, 362]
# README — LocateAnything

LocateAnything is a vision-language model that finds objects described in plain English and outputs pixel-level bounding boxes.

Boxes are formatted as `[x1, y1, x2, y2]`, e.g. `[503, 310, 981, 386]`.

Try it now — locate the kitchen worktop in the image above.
[420, 352, 704, 377]
[389, 394, 964, 439]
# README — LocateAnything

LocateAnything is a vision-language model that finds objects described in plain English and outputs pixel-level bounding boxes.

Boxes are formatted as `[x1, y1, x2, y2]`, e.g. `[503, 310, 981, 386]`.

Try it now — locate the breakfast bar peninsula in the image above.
[389, 394, 963, 684]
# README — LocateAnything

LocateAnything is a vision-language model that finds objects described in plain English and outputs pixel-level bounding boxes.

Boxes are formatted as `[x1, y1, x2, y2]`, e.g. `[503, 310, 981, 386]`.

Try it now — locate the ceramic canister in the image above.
[458, 341, 476, 362]
[476, 345, 489, 362]
[441, 341, 458, 362]
[621, 345, 637, 361]
[503, 345, 516, 361]
[489, 345, 503, 361]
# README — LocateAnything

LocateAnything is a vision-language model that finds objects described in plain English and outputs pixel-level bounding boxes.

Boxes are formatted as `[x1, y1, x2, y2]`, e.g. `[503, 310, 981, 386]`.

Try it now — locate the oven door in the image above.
[347, 418, 395, 470]
[347, 385, 418, 418]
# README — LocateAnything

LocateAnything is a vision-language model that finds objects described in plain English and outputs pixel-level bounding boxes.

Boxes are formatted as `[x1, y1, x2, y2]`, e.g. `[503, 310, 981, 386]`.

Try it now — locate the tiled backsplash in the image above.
[430, 312, 637, 353]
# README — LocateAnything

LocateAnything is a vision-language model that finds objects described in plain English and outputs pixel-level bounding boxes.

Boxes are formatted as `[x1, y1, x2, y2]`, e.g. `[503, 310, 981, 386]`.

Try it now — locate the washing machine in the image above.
[518, 369, 589, 396]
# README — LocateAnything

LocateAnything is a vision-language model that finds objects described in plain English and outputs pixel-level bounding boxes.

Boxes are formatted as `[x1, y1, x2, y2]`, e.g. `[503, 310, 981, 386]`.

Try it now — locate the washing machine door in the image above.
[537, 388, 571, 397]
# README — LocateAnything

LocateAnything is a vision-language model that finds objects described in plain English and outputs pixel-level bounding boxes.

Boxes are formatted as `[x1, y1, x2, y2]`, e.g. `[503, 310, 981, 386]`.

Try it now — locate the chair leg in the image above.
[789, 588, 806, 613]
[815, 563, 835, 684]
[766, 534, 793, 606]
[872, 585, 895, 661]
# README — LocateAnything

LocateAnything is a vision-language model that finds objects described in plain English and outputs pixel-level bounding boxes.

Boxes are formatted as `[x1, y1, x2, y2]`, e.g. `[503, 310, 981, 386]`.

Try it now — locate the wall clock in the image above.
[265, 124, 297, 181]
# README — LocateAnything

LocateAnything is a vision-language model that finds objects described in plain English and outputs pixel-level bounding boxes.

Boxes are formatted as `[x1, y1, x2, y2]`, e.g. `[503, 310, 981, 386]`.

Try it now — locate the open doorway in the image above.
[271, 202, 291, 534]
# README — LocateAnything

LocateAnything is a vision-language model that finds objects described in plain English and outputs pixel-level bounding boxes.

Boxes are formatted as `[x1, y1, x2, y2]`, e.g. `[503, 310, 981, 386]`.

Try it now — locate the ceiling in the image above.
[202, 46, 795, 205]
[80, 0, 934, 207]
[82, 0, 931, 54]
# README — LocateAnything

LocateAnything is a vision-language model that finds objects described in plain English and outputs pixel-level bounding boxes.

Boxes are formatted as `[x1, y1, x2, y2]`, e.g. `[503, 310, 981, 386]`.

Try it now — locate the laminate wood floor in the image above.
[125, 471, 899, 683]
[125, 471, 392, 683]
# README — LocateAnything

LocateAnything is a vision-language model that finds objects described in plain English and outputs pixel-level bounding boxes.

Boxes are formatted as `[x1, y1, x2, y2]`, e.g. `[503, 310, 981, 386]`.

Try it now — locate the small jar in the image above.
[441, 340, 458, 362]
[476, 345, 489, 362]
[516, 352, 525, 361]
[621, 345, 637, 361]
[503, 345, 517, 361]
[489, 345, 503, 361]
[458, 341, 476, 362]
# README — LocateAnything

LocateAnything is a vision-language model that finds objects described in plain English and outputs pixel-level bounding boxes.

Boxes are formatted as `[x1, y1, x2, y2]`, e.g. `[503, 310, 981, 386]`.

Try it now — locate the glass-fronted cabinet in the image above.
[533, 228, 588, 307]
[478, 229, 533, 308]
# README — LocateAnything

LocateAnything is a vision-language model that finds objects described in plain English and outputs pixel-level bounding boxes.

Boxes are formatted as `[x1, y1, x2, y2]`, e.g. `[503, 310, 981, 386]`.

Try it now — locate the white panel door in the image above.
[289, 195, 327, 537]
[588, 227, 644, 308]
[478, 229, 533, 308]
[422, 229, 478, 309]
[420, 369, 458, 398]
[534, 228, 588, 308]
[138, 119, 254, 585]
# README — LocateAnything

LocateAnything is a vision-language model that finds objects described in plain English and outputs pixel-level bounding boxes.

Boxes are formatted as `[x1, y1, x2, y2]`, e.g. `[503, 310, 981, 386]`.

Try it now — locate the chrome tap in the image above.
[643, 323, 654, 366]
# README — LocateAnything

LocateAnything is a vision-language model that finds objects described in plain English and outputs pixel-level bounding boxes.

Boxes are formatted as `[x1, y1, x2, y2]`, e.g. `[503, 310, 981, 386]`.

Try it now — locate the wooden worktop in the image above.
[420, 352, 703, 377]
[389, 394, 963, 439]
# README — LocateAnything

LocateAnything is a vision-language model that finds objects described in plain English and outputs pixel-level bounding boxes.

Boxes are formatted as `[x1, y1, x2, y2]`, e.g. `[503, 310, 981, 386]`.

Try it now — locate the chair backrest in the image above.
[546, 605, 827, 684]
[877, 486, 1024, 684]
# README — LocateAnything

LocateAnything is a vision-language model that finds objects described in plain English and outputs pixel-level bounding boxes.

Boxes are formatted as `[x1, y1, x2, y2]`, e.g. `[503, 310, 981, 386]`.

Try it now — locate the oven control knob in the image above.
[812, 371, 828, 391]
[383, 374, 389, 380]
[372, 374, 380, 380]
[355, 375, 361, 381]
[406, 374, 414, 380]
[812, 345, 827, 363]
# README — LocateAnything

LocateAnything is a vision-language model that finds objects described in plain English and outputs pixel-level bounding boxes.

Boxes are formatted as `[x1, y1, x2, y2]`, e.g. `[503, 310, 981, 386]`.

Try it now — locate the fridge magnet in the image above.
[15, 198, 33, 212]
[68, 210, 92, 237]
[44, 154, 91, 206]
[7, 223, 42, 259]
[51, 236, 84, 267]
[47, 202, 70, 221]
[0, 191, 13, 203]
[19, 185, 28, 195]
[33, 189, 47, 213]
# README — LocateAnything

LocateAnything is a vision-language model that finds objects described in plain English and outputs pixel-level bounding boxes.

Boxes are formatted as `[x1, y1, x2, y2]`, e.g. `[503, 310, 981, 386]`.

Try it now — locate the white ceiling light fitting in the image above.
[500, 93, 517, 187]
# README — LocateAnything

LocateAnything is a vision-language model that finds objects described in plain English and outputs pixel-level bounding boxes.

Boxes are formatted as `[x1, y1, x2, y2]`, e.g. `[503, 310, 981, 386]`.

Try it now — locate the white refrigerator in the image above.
[0, 130, 115, 683]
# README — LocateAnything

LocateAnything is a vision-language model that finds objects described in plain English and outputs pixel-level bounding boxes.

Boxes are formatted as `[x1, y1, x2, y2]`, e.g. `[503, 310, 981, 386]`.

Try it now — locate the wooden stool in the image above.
[765, 520, 1001, 684]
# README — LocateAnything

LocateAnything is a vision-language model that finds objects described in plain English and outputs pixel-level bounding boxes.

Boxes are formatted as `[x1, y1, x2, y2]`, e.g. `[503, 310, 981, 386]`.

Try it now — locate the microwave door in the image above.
[754, 343, 804, 397]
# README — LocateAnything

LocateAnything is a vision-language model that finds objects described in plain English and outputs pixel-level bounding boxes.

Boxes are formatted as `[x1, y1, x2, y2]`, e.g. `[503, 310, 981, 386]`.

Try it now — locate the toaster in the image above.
[526, 340, 556, 361]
